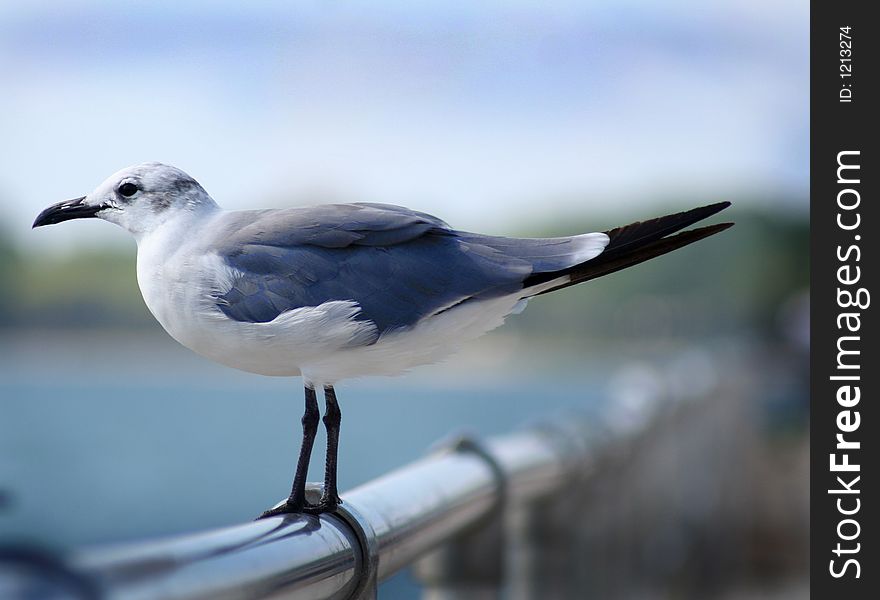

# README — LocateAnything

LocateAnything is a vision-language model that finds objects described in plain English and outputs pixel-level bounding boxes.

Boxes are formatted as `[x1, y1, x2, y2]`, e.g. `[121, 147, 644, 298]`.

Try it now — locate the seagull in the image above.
[33, 162, 732, 517]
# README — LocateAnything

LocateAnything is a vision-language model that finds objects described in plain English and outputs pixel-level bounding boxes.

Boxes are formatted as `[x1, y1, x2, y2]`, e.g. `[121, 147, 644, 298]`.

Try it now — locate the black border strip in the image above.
[810, 2, 877, 595]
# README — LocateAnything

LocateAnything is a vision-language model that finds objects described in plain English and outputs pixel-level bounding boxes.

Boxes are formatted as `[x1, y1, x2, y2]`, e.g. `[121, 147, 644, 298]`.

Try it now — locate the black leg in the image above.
[319, 385, 342, 510]
[258, 385, 320, 518]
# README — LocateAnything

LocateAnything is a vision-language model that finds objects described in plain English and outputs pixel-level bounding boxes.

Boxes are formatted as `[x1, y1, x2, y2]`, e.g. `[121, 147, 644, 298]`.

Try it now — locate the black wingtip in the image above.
[696, 201, 732, 218]
[548, 221, 734, 292]
[674, 221, 734, 243]
[601, 200, 732, 255]
[706, 200, 732, 210]
[524, 203, 733, 295]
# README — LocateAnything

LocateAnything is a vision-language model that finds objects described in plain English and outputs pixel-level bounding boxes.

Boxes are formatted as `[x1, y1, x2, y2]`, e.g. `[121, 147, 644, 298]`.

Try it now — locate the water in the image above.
[0, 332, 605, 550]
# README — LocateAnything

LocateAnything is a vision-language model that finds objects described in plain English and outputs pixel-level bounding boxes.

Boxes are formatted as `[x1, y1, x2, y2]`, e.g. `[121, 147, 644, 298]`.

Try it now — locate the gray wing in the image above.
[211, 202, 600, 337]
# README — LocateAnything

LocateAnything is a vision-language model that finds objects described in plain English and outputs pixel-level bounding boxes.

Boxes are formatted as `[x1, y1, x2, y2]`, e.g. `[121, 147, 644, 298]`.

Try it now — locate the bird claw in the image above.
[256, 494, 342, 519]
[302, 495, 342, 515]
[257, 501, 308, 519]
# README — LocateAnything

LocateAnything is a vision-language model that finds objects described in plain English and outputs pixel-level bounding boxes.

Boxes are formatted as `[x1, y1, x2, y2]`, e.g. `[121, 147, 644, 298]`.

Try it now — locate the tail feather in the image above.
[524, 202, 733, 296]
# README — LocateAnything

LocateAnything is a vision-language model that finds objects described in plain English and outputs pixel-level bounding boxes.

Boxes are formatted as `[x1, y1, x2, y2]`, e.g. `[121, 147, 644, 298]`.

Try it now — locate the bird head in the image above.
[32, 162, 217, 238]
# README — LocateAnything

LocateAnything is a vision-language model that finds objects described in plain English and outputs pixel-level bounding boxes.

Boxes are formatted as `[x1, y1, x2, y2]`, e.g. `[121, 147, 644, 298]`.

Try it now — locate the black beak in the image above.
[32, 197, 102, 228]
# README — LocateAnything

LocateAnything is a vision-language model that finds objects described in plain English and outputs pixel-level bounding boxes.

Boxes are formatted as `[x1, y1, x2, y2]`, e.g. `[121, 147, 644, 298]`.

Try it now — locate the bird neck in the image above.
[131, 201, 220, 246]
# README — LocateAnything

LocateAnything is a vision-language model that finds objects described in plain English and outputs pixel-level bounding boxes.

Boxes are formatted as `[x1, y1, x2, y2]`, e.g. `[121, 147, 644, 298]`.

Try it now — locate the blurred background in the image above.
[1, 1, 807, 598]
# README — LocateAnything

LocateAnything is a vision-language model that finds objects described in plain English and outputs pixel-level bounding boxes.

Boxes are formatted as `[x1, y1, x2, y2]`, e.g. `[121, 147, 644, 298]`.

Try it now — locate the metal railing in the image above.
[3, 354, 803, 598]
[1, 416, 607, 600]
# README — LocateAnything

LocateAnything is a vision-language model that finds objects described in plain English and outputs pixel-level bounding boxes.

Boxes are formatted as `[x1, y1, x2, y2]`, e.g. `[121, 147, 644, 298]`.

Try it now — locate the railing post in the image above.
[503, 420, 597, 599]
[504, 483, 588, 599]
[412, 436, 506, 600]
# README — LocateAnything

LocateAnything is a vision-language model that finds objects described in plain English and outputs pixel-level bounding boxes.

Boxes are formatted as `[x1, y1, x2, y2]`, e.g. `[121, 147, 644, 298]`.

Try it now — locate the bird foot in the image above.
[257, 498, 341, 519]
[303, 483, 341, 514]
[256, 484, 341, 519]
[257, 501, 309, 519]
[302, 495, 342, 515]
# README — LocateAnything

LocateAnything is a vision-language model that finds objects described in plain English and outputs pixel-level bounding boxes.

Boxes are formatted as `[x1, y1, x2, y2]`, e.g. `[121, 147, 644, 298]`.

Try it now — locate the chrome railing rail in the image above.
[1, 420, 598, 600]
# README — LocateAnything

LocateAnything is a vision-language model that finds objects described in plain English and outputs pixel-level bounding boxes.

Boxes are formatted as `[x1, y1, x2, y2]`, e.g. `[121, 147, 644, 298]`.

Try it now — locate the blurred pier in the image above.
[0, 351, 808, 599]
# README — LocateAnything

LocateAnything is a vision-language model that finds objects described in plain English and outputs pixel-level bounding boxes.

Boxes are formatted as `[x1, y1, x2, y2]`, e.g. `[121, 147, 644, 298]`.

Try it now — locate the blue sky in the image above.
[0, 1, 807, 252]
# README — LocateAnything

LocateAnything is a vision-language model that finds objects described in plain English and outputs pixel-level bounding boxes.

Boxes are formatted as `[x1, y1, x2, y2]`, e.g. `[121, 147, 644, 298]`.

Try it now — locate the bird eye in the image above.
[118, 182, 139, 197]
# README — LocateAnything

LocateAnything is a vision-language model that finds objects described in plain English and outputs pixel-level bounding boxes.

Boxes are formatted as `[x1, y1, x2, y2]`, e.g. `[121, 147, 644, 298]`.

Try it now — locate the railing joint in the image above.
[432, 433, 507, 506]
[335, 502, 379, 600]
[303, 484, 379, 600]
